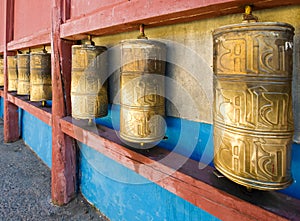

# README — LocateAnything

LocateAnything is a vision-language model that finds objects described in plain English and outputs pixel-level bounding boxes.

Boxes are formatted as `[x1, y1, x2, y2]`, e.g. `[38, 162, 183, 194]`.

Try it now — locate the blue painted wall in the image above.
[280, 143, 300, 199]
[20, 110, 52, 168]
[0, 97, 4, 118]
[79, 143, 220, 221]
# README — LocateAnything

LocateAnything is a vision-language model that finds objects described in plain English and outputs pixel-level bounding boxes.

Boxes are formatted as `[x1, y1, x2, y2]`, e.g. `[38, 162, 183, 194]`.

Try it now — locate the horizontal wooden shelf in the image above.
[7, 28, 51, 51]
[7, 92, 52, 126]
[60, 116, 300, 221]
[60, 0, 300, 40]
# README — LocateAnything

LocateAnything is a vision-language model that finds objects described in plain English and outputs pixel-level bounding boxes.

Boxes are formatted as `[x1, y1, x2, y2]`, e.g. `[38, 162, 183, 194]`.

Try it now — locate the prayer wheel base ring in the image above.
[214, 164, 293, 191]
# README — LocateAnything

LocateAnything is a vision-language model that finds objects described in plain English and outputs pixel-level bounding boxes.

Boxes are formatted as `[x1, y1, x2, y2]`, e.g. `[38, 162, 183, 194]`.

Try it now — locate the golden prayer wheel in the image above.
[17, 54, 30, 95]
[71, 41, 108, 120]
[30, 51, 52, 101]
[0, 57, 4, 86]
[213, 7, 294, 190]
[7, 55, 18, 91]
[120, 33, 166, 145]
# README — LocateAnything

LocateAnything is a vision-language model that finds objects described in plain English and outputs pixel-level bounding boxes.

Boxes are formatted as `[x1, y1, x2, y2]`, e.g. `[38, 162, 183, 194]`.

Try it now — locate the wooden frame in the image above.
[1, 0, 300, 218]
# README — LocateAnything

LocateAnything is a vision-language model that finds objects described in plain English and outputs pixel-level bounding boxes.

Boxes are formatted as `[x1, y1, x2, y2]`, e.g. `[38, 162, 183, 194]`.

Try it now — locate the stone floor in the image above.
[0, 120, 108, 220]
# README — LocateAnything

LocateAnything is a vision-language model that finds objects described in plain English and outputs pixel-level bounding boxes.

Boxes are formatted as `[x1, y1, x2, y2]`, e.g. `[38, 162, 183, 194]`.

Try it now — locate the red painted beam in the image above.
[60, 117, 300, 221]
[7, 93, 52, 126]
[3, 0, 19, 143]
[51, 0, 76, 205]
[7, 29, 50, 51]
[60, 0, 300, 40]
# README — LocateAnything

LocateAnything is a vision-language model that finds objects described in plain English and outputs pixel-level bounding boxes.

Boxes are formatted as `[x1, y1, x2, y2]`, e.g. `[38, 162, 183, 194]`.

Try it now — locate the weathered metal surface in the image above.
[0, 57, 4, 86]
[120, 39, 166, 145]
[71, 44, 108, 120]
[17, 54, 30, 95]
[7, 55, 18, 91]
[213, 21, 294, 190]
[30, 52, 52, 101]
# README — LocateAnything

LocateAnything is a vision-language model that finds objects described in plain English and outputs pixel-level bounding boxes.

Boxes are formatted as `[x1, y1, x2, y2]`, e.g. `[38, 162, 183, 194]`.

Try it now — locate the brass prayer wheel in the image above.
[0, 57, 4, 86]
[30, 52, 52, 101]
[213, 9, 294, 190]
[7, 55, 18, 91]
[120, 38, 166, 145]
[17, 54, 30, 95]
[71, 42, 108, 120]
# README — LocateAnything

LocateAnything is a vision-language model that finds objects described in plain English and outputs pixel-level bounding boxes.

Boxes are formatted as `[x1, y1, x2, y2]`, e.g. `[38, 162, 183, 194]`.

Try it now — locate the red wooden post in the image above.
[51, 0, 76, 205]
[3, 0, 19, 143]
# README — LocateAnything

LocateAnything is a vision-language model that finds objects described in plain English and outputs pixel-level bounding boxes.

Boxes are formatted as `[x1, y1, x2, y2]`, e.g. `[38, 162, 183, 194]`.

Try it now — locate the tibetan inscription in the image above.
[7, 56, 18, 92]
[213, 22, 294, 190]
[30, 52, 52, 101]
[120, 39, 166, 146]
[17, 54, 30, 95]
[71, 44, 108, 120]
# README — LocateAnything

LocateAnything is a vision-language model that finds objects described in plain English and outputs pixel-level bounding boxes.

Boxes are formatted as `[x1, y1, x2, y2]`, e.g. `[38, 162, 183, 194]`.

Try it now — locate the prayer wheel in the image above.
[0, 57, 3, 86]
[120, 35, 166, 146]
[7, 55, 18, 91]
[30, 51, 52, 101]
[213, 8, 294, 190]
[71, 41, 108, 121]
[17, 54, 30, 95]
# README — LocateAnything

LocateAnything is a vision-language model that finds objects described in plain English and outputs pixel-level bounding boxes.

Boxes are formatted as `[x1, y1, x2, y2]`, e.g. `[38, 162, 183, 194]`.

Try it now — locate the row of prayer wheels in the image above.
[71, 33, 166, 146]
[0, 51, 52, 101]
[0, 7, 295, 191]
[70, 7, 296, 191]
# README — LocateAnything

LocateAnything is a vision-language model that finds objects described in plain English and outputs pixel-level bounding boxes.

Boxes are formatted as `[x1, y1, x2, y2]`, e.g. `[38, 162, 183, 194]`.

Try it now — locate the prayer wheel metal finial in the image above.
[213, 7, 294, 190]
[71, 36, 108, 122]
[243, 5, 258, 22]
[120, 25, 166, 148]
[30, 48, 52, 101]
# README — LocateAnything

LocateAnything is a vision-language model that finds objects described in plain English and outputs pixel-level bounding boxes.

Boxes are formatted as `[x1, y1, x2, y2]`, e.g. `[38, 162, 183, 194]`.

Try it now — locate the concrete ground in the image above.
[0, 120, 108, 221]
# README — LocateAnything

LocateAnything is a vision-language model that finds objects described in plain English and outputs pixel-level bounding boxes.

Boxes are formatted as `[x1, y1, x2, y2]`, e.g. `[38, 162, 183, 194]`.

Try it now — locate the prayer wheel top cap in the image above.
[120, 39, 166, 49]
[213, 5, 294, 36]
[213, 21, 295, 36]
[72, 44, 107, 51]
[30, 51, 51, 55]
[75, 36, 107, 51]
[17, 53, 30, 57]
[121, 24, 166, 48]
